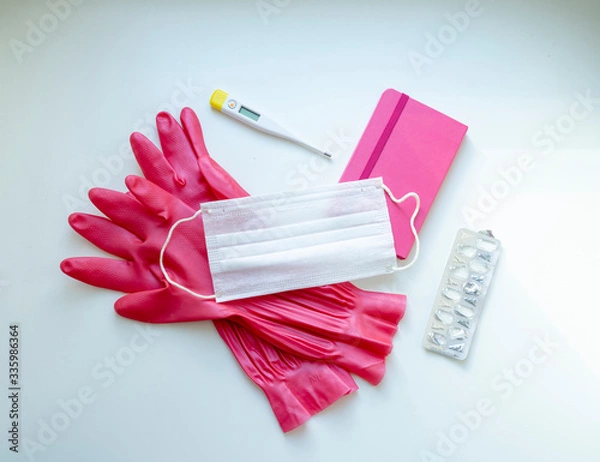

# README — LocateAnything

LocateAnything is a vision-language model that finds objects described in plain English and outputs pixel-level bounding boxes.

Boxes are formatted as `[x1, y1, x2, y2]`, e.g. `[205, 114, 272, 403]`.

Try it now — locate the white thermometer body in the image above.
[210, 89, 332, 159]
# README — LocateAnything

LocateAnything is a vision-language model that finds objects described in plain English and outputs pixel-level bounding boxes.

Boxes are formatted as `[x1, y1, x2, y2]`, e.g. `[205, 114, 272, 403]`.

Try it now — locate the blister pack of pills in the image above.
[423, 229, 501, 360]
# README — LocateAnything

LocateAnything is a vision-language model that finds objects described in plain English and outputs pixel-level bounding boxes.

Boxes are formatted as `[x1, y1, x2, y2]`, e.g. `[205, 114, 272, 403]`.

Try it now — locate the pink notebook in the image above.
[340, 89, 468, 259]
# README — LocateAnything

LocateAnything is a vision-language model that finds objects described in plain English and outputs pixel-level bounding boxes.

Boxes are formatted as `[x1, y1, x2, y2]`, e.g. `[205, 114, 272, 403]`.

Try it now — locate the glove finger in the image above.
[180, 107, 209, 159]
[130, 131, 179, 189]
[68, 213, 141, 260]
[125, 175, 192, 222]
[198, 155, 248, 200]
[60, 257, 160, 293]
[214, 321, 276, 383]
[228, 320, 302, 376]
[156, 111, 200, 181]
[114, 289, 169, 322]
[89, 187, 154, 239]
[180, 107, 248, 200]
[115, 286, 222, 323]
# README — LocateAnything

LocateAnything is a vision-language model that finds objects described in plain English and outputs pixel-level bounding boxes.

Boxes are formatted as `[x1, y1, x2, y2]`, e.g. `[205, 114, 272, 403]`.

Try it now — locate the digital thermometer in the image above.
[210, 89, 332, 159]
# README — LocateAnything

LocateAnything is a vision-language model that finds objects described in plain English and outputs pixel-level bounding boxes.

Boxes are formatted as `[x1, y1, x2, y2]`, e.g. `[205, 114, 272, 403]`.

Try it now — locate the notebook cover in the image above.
[340, 89, 468, 259]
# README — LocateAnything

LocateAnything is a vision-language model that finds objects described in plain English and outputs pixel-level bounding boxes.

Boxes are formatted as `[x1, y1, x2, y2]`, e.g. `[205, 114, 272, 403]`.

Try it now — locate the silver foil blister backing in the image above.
[423, 229, 501, 360]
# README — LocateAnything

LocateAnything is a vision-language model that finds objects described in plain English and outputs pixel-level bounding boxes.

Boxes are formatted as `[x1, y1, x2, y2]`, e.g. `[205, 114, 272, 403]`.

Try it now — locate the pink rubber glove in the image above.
[219, 322, 357, 432]
[60, 107, 406, 430]
[129, 108, 406, 381]
[62, 176, 404, 383]
[62, 202, 356, 432]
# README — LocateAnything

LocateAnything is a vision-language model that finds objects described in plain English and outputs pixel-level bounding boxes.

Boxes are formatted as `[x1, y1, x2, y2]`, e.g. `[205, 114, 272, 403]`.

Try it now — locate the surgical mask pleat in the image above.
[201, 178, 399, 301]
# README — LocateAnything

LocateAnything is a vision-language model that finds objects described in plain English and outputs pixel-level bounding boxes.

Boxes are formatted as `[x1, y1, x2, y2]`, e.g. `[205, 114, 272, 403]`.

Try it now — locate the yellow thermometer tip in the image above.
[210, 89, 229, 110]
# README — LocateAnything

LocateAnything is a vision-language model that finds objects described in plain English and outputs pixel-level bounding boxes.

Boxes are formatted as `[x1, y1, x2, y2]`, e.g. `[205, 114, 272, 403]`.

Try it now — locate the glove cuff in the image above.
[263, 363, 357, 432]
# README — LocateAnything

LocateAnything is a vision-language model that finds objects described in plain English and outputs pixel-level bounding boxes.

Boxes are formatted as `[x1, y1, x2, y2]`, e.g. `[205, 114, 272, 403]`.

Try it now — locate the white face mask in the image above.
[160, 178, 420, 302]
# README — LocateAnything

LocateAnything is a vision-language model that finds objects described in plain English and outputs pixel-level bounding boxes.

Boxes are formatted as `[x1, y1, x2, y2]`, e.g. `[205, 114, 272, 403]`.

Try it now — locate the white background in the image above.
[1, 0, 599, 461]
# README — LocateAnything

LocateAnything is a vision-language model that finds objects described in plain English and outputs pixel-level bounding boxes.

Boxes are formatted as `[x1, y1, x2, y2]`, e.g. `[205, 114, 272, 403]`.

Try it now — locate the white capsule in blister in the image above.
[478, 252, 491, 263]
[476, 239, 498, 252]
[458, 245, 477, 258]
[462, 281, 481, 295]
[450, 265, 469, 279]
[446, 278, 460, 287]
[423, 229, 501, 360]
[464, 296, 478, 307]
[454, 305, 475, 318]
[438, 299, 453, 309]
[469, 259, 489, 273]
[435, 310, 453, 325]
[456, 318, 471, 329]
[449, 327, 466, 339]
[470, 274, 485, 283]
[443, 288, 461, 301]
[447, 343, 465, 352]
[428, 332, 446, 347]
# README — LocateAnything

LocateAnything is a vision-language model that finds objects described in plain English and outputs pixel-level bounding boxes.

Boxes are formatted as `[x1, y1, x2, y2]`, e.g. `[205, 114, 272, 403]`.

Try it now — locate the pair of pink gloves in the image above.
[61, 108, 406, 432]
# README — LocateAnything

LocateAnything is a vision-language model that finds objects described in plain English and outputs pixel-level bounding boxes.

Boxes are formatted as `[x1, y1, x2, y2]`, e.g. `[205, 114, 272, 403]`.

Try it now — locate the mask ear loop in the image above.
[159, 209, 216, 300]
[162, 184, 420, 297]
[381, 184, 421, 272]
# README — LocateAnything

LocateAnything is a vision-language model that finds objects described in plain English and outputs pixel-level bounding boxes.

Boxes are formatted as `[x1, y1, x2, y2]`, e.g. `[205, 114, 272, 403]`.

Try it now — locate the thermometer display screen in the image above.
[239, 106, 260, 121]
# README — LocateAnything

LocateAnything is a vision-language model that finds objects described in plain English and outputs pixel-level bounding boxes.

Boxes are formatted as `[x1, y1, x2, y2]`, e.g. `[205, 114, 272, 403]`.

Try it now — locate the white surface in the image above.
[1, 0, 599, 461]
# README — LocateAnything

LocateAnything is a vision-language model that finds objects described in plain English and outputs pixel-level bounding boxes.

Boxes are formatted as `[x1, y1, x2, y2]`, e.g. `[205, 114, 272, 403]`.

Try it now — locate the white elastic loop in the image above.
[159, 209, 216, 299]
[381, 184, 421, 272]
